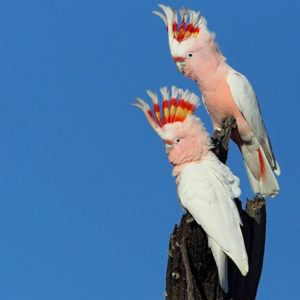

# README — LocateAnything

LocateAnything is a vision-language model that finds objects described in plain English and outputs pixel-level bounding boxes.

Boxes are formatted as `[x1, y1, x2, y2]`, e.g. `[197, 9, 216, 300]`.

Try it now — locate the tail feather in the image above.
[242, 144, 279, 197]
[208, 238, 228, 293]
[274, 160, 281, 176]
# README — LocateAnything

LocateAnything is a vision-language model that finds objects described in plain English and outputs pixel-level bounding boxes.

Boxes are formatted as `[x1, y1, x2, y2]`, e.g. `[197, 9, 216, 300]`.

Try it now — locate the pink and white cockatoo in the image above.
[132, 86, 248, 292]
[153, 5, 280, 197]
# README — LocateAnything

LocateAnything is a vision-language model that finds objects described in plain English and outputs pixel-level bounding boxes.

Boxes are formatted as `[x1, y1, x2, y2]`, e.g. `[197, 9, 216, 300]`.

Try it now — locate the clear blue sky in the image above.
[0, 0, 299, 299]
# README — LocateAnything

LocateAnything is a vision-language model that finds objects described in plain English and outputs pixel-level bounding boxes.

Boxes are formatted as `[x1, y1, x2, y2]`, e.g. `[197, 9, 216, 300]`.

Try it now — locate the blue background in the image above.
[0, 0, 299, 299]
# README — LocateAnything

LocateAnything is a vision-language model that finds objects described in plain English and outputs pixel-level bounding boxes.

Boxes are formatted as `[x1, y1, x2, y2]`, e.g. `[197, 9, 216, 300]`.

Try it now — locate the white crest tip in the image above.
[152, 11, 167, 25]
[146, 89, 159, 104]
[160, 86, 169, 100]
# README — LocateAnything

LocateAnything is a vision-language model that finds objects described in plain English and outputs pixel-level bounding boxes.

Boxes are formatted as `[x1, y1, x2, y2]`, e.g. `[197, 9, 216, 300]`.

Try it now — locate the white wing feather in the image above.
[178, 154, 248, 275]
[227, 69, 280, 174]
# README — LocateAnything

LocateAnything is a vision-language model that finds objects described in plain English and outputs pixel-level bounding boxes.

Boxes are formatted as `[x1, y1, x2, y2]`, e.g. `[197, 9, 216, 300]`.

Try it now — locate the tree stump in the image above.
[165, 117, 266, 300]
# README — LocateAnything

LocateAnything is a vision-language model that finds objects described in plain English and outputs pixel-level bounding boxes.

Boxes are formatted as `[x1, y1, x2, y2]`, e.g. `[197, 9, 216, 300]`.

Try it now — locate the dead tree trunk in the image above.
[165, 117, 266, 300]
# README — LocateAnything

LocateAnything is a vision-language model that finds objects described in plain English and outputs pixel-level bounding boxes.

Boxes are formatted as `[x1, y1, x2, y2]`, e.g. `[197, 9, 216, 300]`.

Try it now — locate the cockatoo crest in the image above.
[132, 86, 200, 140]
[153, 5, 210, 59]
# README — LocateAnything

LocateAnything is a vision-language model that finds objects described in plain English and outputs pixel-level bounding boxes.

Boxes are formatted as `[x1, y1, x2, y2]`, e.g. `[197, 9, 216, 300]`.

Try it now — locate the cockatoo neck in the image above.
[172, 162, 189, 185]
[171, 152, 215, 184]
[172, 161, 189, 177]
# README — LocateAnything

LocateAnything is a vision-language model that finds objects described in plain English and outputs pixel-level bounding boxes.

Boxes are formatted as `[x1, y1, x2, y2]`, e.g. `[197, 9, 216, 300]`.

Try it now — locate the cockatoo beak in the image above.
[164, 143, 174, 154]
[175, 61, 186, 74]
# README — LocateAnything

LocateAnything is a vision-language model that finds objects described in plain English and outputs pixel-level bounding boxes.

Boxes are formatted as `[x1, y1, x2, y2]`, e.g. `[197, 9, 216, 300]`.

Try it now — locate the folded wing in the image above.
[178, 155, 248, 277]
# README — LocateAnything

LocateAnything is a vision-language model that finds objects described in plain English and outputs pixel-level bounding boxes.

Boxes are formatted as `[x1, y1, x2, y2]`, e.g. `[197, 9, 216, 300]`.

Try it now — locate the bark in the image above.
[165, 117, 266, 300]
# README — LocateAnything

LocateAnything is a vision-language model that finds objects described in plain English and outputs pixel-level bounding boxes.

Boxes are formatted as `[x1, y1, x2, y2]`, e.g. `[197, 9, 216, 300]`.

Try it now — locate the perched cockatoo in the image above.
[132, 86, 248, 292]
[153, 5, 280, 197]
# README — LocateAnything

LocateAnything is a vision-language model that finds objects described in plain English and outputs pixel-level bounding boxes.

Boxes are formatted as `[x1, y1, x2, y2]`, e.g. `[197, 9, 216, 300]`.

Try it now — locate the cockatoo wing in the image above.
[227, 69, 280, 175]
[178, 154, 248, 275]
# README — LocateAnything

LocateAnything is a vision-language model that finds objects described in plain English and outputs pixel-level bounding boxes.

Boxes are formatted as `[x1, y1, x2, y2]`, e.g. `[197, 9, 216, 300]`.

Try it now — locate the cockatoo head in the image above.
[132, 86, 212, 165]
[153, 5, 216, 80]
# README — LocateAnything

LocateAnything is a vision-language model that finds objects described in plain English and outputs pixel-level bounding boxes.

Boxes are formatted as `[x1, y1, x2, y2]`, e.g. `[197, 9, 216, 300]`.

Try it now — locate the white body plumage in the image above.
[177, 153, 248, 292]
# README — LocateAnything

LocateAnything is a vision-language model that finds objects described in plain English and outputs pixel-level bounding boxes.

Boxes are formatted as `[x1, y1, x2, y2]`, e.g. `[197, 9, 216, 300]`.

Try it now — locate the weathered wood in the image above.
[165, 117, 266, 300]
[227, 197, 266, 300]
[211, 116, 236, 164]
[165, 213, 226, 300]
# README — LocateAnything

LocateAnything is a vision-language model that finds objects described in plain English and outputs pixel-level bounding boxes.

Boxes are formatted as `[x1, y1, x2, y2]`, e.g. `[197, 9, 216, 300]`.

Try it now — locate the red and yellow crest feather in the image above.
[153, 5, 204, 43]
[132, 86, 200, 135]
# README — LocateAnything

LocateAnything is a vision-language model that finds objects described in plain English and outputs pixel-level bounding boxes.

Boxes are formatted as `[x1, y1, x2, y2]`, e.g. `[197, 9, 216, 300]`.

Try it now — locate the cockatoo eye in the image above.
[187, 53, 193, 58]
[176, 138, 181, 143]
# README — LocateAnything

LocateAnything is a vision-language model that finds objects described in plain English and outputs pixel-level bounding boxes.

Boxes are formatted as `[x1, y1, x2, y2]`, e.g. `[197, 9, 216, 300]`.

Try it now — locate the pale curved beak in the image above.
[164, 143, 173, 154]
[175, 61, 186, 74]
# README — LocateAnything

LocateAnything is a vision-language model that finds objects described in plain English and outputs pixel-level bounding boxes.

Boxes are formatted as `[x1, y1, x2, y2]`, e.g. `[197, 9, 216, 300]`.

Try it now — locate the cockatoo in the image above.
[153, 5, 280, 197]
[132, 86, 248, 292]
